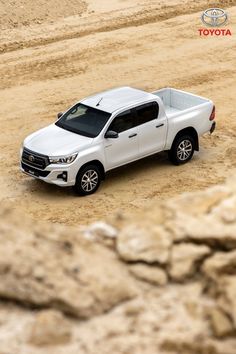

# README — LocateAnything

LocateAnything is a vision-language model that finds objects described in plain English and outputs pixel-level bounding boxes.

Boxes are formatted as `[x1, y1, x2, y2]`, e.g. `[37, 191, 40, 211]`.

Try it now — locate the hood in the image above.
[24, 124, 93, 156]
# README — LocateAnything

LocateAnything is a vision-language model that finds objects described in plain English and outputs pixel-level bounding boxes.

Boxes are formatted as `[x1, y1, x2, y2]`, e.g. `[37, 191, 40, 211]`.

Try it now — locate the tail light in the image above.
[209, 105, 215, 121]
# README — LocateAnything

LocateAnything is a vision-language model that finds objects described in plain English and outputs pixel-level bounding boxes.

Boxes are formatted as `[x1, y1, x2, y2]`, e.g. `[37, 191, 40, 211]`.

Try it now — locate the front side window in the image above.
[136, 102, 159, 125]
[56, 103, 111, 138]
[109, 110, 135, 133]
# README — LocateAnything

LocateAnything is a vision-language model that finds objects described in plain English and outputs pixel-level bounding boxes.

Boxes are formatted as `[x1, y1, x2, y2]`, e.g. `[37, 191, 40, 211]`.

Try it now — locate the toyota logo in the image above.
[29, 155, 35, 162]
[201, 8, 228, 27]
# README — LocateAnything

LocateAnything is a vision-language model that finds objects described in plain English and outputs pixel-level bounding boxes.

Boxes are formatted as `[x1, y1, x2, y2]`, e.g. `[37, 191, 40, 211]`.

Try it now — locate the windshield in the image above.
[56, 103, 111, 138]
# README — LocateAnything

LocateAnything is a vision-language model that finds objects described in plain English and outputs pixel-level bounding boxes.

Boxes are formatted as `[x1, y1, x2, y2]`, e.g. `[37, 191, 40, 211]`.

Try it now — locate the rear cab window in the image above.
[135, 102, 159, 125]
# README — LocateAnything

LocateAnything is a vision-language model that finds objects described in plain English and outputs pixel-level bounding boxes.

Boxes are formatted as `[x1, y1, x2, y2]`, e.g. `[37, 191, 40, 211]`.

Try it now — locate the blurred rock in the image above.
[1, 175, 236, 353]
[0, 209, 137, 319]
[170, 243, 211, 281]
[165, 184, 231, 217]
[202, 252, 236, 332]
[216, 276, 236, 326]
[167, 207, 236, 249]
[83, 221, 118, 248]
[160, 337, 221, 354]
[123, 299, 145, 316]
[129, 264, 167, 286]
[202, 250, 236, 280]
[209, 307, 233, 338]
[117, 224, 171, 264]
[29, 310, 71, 346]
[84, 221, 118, 239]
[212, 195, 236, 224]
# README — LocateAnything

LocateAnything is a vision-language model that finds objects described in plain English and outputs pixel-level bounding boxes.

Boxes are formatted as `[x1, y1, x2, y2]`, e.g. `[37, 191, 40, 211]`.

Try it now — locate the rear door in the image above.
[104, 109, 139, 169]
[135, 101, 167, 156]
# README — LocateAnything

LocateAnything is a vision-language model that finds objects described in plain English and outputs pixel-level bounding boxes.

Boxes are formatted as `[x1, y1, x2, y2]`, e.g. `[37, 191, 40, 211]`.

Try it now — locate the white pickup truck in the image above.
[20, 86, 215, 195]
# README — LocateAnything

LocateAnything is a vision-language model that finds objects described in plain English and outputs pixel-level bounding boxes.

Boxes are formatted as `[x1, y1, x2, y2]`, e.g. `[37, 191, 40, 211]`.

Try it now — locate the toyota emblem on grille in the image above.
[201, 8, 228, 27]
[29, 155, 35, 162]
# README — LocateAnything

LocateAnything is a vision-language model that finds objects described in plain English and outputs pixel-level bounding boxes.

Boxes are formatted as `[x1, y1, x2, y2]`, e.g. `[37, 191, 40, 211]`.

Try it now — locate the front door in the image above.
[104, 109, 138, 169]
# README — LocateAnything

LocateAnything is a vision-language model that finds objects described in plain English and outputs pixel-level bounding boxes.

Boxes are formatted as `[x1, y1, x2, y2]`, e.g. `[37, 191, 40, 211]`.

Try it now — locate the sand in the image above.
[0, 0, 235, 225]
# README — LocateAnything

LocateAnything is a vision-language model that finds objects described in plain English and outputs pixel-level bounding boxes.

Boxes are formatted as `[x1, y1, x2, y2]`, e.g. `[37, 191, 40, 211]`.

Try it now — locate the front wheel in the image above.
[73, 165, 101, 196]
[168, 135, 195, 165]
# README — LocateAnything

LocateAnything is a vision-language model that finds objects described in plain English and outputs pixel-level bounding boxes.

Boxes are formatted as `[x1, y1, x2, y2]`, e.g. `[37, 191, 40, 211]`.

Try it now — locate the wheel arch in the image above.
[77, 160, 106, 180]
[171, 127, 199, 151]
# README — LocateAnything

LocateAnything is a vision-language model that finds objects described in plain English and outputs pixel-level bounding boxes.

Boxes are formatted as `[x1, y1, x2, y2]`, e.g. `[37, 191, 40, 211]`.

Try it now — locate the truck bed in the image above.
[152, 88, 210, 118]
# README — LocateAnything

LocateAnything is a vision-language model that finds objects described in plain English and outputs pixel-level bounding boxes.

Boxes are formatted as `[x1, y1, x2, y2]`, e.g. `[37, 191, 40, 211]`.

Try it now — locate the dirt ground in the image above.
[0, 0, 235, 225]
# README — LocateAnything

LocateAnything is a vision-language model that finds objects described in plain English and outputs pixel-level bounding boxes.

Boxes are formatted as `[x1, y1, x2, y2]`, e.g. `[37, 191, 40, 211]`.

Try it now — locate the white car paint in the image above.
[24, 124, 94, 156]
[20, 86, 215, 187]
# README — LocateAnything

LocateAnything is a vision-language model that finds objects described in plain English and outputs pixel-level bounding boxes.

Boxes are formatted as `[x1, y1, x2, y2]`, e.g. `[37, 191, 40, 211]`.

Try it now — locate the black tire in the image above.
[73, 164, 101, 196]
[168, 135, 195, 165]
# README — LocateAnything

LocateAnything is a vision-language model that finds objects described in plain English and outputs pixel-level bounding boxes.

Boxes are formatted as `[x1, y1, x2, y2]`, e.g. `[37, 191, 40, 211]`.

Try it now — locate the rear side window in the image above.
[109, 110, 135, 133]
[136, 102, 159, 125]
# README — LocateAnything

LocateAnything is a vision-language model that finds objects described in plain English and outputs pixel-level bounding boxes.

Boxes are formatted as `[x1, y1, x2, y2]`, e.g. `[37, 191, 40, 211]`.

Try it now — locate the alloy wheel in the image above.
[81, 169, 99, 192]
[177, 139, 193, 161]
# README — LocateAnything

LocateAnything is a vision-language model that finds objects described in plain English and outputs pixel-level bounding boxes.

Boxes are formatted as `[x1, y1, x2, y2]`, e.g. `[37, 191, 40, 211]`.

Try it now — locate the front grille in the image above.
[22, 148, 50, 170]
[21, 162, 50, 177]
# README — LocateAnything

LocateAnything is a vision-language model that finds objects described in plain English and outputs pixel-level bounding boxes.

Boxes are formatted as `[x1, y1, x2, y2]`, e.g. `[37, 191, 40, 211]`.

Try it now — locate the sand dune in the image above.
[0, 0, 235, 225]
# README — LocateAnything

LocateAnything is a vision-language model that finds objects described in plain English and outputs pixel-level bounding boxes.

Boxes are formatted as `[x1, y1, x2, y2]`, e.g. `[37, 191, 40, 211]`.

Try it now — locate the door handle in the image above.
[129, 133, 137, 138]
[156, 123, 164, 128]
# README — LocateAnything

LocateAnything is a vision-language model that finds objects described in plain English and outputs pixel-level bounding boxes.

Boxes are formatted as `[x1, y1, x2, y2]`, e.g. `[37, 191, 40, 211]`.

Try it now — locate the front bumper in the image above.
[20, 161, 76, 187]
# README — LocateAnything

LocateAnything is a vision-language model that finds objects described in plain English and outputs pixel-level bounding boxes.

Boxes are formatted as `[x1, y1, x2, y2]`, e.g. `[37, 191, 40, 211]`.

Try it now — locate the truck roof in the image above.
[81, 86, 156, 113]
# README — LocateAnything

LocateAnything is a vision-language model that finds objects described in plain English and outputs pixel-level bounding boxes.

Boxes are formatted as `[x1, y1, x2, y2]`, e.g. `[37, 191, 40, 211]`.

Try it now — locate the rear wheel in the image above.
[168, 135, 195, 165]
[74, 165, 101, 196]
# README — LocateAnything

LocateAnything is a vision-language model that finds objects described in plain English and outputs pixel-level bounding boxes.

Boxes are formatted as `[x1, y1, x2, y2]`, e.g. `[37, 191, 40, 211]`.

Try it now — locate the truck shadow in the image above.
[105, 151, 170, 182]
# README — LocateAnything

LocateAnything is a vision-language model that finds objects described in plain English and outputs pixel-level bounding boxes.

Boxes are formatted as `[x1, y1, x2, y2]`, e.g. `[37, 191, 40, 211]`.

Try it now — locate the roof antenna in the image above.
[96, 97, 103, 106]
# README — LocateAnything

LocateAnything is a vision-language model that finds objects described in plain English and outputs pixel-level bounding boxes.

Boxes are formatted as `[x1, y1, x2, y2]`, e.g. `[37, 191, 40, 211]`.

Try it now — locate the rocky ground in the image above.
[0, 173, 236, 353]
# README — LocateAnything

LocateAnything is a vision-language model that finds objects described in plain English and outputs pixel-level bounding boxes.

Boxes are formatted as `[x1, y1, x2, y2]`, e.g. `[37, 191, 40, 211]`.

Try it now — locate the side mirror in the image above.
[105, 130, 119, 139]
[57, 112, 63, 119]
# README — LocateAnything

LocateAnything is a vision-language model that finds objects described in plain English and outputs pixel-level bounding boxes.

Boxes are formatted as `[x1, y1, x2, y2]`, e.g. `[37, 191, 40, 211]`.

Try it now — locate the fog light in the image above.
[57, 172, 68, 182]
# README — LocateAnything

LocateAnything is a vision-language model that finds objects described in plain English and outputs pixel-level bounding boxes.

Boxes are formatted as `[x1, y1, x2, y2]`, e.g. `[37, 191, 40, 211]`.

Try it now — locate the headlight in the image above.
[49, 153, 78, 165]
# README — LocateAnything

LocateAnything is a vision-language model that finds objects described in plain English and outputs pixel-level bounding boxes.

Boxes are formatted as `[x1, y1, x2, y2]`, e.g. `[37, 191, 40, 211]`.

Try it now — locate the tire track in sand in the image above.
[1, 0, 236, 54]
